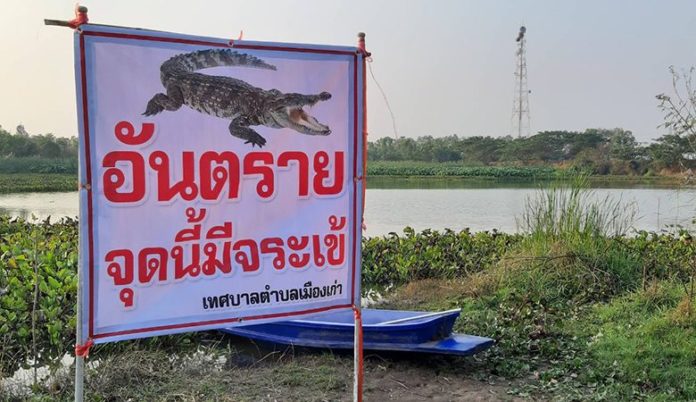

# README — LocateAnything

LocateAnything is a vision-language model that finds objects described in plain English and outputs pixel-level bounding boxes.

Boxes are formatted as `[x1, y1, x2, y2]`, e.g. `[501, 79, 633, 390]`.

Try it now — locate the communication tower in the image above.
[512, 26, 531, 138]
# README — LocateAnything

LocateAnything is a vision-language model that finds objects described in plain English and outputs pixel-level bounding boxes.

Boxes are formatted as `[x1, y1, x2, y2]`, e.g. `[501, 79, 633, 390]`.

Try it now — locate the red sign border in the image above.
[77, 29, 362, 340]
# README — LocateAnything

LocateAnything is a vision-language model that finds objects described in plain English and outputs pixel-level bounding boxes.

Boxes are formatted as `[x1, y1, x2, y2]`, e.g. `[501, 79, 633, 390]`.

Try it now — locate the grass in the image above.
[3, 337, 520, 402]
[374, 176, 696, 400]
[10, 343, 351, 401]
[0, 173, 76, 193]
[2, 175, 696, 400]
[580, 283, 696, 400]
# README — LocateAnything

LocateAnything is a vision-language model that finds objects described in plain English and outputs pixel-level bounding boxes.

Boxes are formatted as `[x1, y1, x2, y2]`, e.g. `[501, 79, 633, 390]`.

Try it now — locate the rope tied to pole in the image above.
[74, 338, 94, 358]
[228, 30, 244, 47]
[68, 5, 89, 29]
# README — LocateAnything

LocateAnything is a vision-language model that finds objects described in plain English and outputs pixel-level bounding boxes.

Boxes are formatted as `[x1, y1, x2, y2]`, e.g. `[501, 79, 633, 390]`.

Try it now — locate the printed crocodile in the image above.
[144, 49, 332, 147]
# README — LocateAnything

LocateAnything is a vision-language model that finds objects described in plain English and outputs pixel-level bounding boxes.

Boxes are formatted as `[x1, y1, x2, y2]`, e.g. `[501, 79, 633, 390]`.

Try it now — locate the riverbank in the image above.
[368, 174, 684, 189]
[0, 173, 75, 193]
[0, 171, 686, 195]
[1, 216, 695, 400]
[366, 161, 688, 183]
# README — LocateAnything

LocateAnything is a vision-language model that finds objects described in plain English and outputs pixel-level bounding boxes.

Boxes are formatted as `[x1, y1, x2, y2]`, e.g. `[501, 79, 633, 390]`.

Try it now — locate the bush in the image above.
[0, 173, 76, 193]
[362, 227, 520, 287]
[0, 157, 77, 174]
[367, 161, 558, 178]
[1, 214, 693, 382]
[0, 216, 78, 376]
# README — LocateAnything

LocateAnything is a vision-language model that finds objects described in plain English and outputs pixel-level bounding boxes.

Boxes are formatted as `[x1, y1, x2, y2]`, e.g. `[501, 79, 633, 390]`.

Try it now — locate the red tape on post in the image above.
[68, 5, 88, 29]
[74, 339, 94, 358]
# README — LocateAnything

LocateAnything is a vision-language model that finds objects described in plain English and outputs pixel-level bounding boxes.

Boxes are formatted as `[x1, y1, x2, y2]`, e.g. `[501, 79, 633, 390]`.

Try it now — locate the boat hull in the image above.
[220, 308, 494, 356]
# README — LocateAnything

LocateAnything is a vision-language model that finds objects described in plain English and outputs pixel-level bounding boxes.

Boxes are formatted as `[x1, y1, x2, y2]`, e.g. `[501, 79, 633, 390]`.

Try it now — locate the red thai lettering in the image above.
[312, 235, 326, 267]
[138, 247, 168, 284]
[114, 121, 155, 145]
[288, 236, 310, 268]
[278, 151, 309, 197]
[233, 239, 260, 272]
[172, 244, 201, 280]
[149, 150, 198, 201]
[200, 151, 241, 200]
[325, 215, 347, 266]
[313, 151, 344, 195]
[260, 237, 285, 270]
[202, 242, 232, 276]
[243, 152, 275, 199]
[102, 151, 146, 203]
[105, 249, 134, 286]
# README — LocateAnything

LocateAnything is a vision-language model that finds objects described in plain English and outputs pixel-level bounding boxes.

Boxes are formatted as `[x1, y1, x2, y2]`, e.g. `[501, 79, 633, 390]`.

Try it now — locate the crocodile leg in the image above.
[228, 119, 267, 148]
[143, 85, 184, 116]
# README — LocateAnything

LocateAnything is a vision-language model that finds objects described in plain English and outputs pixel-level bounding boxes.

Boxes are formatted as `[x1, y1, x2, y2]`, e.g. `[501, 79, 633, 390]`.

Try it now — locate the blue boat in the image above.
[220, 308, 494, 356]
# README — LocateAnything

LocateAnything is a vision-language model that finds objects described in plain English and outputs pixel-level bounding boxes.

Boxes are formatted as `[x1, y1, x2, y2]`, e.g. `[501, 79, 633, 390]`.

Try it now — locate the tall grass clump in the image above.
[519, 174, 635, 241]
[498, 174, 641, 304]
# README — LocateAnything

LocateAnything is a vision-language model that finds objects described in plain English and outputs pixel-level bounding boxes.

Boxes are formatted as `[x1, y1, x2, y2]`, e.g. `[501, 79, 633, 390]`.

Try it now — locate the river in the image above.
[0, 180, 694, 237]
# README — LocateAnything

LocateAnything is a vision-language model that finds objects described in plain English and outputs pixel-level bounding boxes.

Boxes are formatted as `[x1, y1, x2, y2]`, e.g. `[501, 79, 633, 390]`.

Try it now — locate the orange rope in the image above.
[67, 4, 88, 29]
[74, 338, 94, 358]
[228, 30, 244, 47]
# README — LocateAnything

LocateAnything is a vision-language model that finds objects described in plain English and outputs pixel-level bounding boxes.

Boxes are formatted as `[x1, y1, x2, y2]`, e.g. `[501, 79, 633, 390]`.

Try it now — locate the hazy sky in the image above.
[1, 0, 695, 142]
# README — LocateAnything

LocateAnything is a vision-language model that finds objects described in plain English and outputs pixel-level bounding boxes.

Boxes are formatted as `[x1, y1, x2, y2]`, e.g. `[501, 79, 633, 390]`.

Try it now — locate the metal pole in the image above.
[44, 10, 89, 399]
[518, 38, 524, 138]
[354, 31, 369, 402]
[353, 307, 363, 402]
[72, 8, 89, 402]
[75, 252, 84, 402]
[75, 183, 89, 402]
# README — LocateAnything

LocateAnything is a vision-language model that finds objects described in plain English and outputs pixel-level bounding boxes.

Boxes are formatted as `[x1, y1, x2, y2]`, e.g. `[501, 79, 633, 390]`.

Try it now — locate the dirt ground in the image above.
[4, 336, 531, 402]
[361, 360, 523, 402]
[211, 337, 528, 402]
[218, 346, 528, 402]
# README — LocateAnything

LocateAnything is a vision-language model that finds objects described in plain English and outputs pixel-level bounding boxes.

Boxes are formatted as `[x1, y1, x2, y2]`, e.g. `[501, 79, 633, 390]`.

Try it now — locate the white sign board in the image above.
[74, 25, 364, 343]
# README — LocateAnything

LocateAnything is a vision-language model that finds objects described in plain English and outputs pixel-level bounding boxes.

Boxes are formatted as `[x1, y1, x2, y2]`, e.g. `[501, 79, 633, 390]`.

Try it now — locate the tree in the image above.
[607, 128, 638, 161]
[656, 66, 696, 158]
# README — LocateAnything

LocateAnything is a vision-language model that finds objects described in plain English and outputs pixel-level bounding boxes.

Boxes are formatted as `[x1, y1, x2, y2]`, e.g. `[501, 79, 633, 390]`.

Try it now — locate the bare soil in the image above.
[4, 280, 535, 401]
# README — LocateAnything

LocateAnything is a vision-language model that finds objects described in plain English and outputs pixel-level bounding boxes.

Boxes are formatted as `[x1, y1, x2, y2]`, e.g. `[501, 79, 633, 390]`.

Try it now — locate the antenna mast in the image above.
[512, 26, 531, 138]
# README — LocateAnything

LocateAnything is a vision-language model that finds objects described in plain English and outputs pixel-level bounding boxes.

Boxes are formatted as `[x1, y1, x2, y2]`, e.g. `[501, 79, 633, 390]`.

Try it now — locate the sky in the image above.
[1, 0, 695, 143]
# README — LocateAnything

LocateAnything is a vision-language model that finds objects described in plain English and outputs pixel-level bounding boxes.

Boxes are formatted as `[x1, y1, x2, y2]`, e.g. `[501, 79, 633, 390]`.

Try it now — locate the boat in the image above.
[220, 308, 494, 356]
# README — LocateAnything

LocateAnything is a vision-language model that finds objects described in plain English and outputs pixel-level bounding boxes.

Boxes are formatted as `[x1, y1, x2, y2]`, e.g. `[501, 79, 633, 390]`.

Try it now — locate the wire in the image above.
[367, 61, 399, 140]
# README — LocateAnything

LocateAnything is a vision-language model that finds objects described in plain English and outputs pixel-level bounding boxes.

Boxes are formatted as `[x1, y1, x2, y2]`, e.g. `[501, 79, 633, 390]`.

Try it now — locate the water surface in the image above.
[0, 181, 694, 237]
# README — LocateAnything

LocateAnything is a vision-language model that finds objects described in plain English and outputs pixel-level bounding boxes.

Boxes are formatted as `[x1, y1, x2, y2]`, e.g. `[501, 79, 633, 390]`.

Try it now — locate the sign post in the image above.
[353, 31, 371, 402]
[49, 9, 366, 401]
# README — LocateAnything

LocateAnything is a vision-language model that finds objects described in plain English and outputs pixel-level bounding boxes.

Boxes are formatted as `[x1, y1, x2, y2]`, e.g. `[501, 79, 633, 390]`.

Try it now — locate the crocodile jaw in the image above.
[285, 106, 331, 135]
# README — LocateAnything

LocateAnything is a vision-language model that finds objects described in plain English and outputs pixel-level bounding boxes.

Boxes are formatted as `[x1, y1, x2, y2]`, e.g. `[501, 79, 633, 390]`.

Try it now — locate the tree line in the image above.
[368, 128, 696, 175]
[1, 124, 695, 176]
[0, 125, 78, 173]
[0, 125, 77, 159]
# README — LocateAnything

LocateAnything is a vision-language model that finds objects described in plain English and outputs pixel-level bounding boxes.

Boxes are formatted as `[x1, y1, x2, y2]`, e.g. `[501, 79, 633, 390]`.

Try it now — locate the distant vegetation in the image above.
[1, 124, 695, 180]
[369, 128, 696, 176]
[0, 173, 75, 193]
[0, 125, 77, 174]
[367, 161, 557, 178]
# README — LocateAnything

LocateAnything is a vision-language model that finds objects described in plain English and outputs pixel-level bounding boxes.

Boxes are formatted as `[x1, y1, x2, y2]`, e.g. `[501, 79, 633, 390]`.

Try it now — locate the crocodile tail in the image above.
[161, 49, 277, 73]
